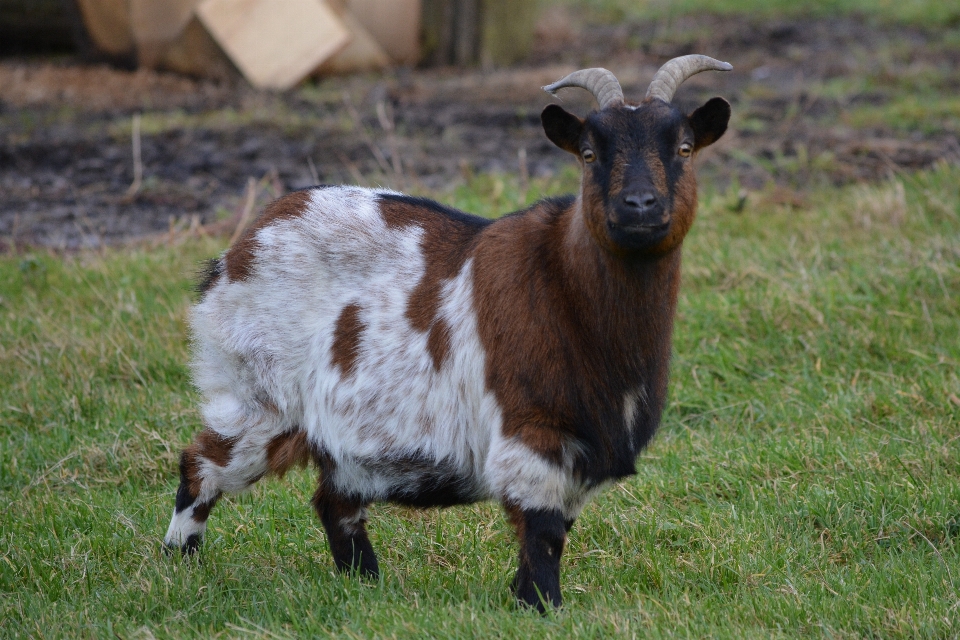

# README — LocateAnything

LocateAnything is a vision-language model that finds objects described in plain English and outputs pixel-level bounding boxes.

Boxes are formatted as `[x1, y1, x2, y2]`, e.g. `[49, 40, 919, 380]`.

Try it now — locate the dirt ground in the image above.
[1, 9, 958, 250]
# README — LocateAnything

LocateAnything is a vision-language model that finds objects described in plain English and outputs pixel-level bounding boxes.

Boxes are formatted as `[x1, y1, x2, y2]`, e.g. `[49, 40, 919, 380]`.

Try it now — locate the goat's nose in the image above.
[623, 191, 658, 211]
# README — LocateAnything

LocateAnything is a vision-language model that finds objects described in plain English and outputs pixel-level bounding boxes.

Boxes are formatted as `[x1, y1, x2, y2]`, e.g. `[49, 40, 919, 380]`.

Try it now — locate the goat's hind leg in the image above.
[164, 420, 306, 555]
[164, 429, 234, 554]
[311, 466, 378, 579]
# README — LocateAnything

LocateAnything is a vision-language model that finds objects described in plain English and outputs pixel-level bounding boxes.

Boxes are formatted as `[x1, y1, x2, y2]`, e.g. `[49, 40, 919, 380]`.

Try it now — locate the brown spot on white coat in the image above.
[331, 303, 366, 378]
[225, 189, 313, 282]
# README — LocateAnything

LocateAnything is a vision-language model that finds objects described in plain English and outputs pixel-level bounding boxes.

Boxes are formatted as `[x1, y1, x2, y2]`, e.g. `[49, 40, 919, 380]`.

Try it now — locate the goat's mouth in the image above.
[607, 220, 670, 234]
[606, 219, 671, 249]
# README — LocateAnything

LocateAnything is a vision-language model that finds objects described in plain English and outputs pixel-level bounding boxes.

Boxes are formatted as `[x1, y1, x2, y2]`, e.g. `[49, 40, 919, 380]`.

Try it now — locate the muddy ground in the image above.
[1, 9, 958, 249]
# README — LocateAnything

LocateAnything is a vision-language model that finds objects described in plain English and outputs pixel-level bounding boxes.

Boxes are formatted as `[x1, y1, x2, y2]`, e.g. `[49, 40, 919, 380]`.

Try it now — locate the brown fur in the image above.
[472, 198, 682, 476]
[331, 303, 366, 378]
[191, 498, 219, 523]
[644, 147, 668, 194]
[580, 179, 618, 256]
[310, 455, 379, 577]
[313, 485, 365, 526]
[182, 429, 238, 495]
[169, 89, 729, 599]
[425, 319, 452, 372]
[652, 170, 698, 255]
[380, 198, 479, 370]
[517, 420, 568, 466]
[266, 430, 311, 477]
[181, 450, 203, 497]
[504, 502, 526, 541]
[608, 154, 627, 196]
[195, 429, 237, 466]
[225, 190, 312, 282]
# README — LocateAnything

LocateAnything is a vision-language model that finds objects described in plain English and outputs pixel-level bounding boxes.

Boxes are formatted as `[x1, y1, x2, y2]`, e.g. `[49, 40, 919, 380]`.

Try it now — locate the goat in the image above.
[164, 55, 732, 611]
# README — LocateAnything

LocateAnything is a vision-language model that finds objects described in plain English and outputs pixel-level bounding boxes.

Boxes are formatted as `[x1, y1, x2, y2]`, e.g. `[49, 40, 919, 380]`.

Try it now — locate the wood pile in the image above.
[74, 0, 422, 89]
[0, 1, 539, 88]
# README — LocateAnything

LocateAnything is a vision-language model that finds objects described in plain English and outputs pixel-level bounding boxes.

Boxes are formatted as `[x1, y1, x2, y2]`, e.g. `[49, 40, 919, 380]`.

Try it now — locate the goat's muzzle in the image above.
[608, 189, 669, 244]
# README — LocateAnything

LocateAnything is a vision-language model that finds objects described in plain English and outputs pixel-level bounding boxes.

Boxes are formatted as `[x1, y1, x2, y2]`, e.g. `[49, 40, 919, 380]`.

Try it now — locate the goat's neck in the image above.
[560, 198, 683, 360]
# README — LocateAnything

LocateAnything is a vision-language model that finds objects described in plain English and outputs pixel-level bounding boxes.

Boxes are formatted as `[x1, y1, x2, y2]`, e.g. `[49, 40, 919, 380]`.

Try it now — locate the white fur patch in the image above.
[623, 386, 646, 449]
[339, 507, 368, 535]
[486, 438, 599, 519]
[164, 507, 205, 548]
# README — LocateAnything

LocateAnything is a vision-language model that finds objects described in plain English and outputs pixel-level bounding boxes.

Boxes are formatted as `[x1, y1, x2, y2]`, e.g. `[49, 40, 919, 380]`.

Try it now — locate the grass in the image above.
[1, 150, 959, 637]
[844, 95, 960, 135]
[556, 0, 960, 27]
[3, 3, 960, 632]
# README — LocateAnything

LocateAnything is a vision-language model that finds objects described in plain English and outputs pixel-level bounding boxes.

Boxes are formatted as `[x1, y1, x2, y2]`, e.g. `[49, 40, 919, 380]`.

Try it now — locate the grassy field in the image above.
[3, 0, 960, 635]
[2, 157, 958, 637]
[564, 0, 960, 26]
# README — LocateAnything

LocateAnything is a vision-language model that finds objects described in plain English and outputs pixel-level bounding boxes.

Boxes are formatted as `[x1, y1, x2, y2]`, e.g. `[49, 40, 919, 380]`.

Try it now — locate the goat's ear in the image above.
[688, 97, 731, 151]
[541, 104, 584, 155]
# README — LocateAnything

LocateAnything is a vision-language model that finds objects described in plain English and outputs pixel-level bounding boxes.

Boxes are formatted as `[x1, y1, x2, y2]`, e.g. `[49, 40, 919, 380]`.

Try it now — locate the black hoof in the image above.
[335, 553, 379, 580]
[162, 534, 202, 558]
[183, 533, 202, 555]
[515, 582, 561, 614]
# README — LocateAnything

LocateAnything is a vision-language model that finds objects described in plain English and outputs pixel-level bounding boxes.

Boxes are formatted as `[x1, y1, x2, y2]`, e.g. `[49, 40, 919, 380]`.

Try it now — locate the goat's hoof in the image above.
[182, 533, 202, 555]
[515, 585, 561, 614]
[336, 562, 380, 581]
[162, 534, 202, 557]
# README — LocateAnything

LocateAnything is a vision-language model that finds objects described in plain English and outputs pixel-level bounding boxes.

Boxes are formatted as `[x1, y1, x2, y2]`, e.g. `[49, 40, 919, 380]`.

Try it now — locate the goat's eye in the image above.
[581, 148, 596, 163]
[678, 143, 693, 158]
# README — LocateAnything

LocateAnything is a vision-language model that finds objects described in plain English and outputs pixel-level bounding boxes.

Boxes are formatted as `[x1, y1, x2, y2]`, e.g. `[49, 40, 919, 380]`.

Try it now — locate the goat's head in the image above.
[542, 56, 732, 255]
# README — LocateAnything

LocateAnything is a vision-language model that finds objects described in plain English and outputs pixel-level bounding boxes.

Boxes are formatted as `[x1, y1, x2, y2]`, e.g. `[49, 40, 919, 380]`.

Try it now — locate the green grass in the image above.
[844, 95, 960, 135]
[2, 156, 958, 637]
[556, 0, 960, 27]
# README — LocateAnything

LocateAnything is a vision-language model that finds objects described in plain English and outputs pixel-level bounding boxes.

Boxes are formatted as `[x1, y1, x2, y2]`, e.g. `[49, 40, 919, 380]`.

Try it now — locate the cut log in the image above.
[317, 10, 391, 75]
[74, 0, 133, 57]
[129, 0, 198, 67]
[347, 0, 421, 65]
[196, 0, 351, 90]
[479, 0, 537, 67]
[150, 16, 239, 81]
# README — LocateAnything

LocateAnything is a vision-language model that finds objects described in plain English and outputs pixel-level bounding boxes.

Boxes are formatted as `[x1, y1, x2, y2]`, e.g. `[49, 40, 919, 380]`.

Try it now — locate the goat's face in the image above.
[542, 97, 730, 255]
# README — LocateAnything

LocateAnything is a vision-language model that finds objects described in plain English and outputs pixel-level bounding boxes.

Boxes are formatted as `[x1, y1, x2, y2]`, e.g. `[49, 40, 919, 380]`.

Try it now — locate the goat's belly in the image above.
[304, 364, 502, 504]
[326, 452, 490, 507]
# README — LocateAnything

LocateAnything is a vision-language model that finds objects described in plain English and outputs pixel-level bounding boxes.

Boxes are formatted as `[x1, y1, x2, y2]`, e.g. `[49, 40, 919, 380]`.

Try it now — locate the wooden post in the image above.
[421, 0, 536, 67]
[479, 0, 537, 67]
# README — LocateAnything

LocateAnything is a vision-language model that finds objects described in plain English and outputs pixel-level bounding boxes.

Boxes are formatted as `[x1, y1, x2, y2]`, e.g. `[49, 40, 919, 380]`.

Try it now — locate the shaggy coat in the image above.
[165, 83, 731, 611]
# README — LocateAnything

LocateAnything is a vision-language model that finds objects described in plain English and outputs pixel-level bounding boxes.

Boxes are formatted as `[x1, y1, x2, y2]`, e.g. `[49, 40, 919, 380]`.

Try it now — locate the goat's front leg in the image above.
[505, 504, 569, 611]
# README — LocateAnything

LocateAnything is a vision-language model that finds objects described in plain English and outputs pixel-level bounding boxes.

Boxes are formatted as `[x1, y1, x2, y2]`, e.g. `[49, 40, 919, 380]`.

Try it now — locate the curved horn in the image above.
[542, 68, 624, 110]
[645, 55, 732, 103]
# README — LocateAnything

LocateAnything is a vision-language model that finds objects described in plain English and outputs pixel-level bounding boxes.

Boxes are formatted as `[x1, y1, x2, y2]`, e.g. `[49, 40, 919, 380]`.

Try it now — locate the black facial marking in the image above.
[566, 100, 713, 253]
[583, 107, 671, 241]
